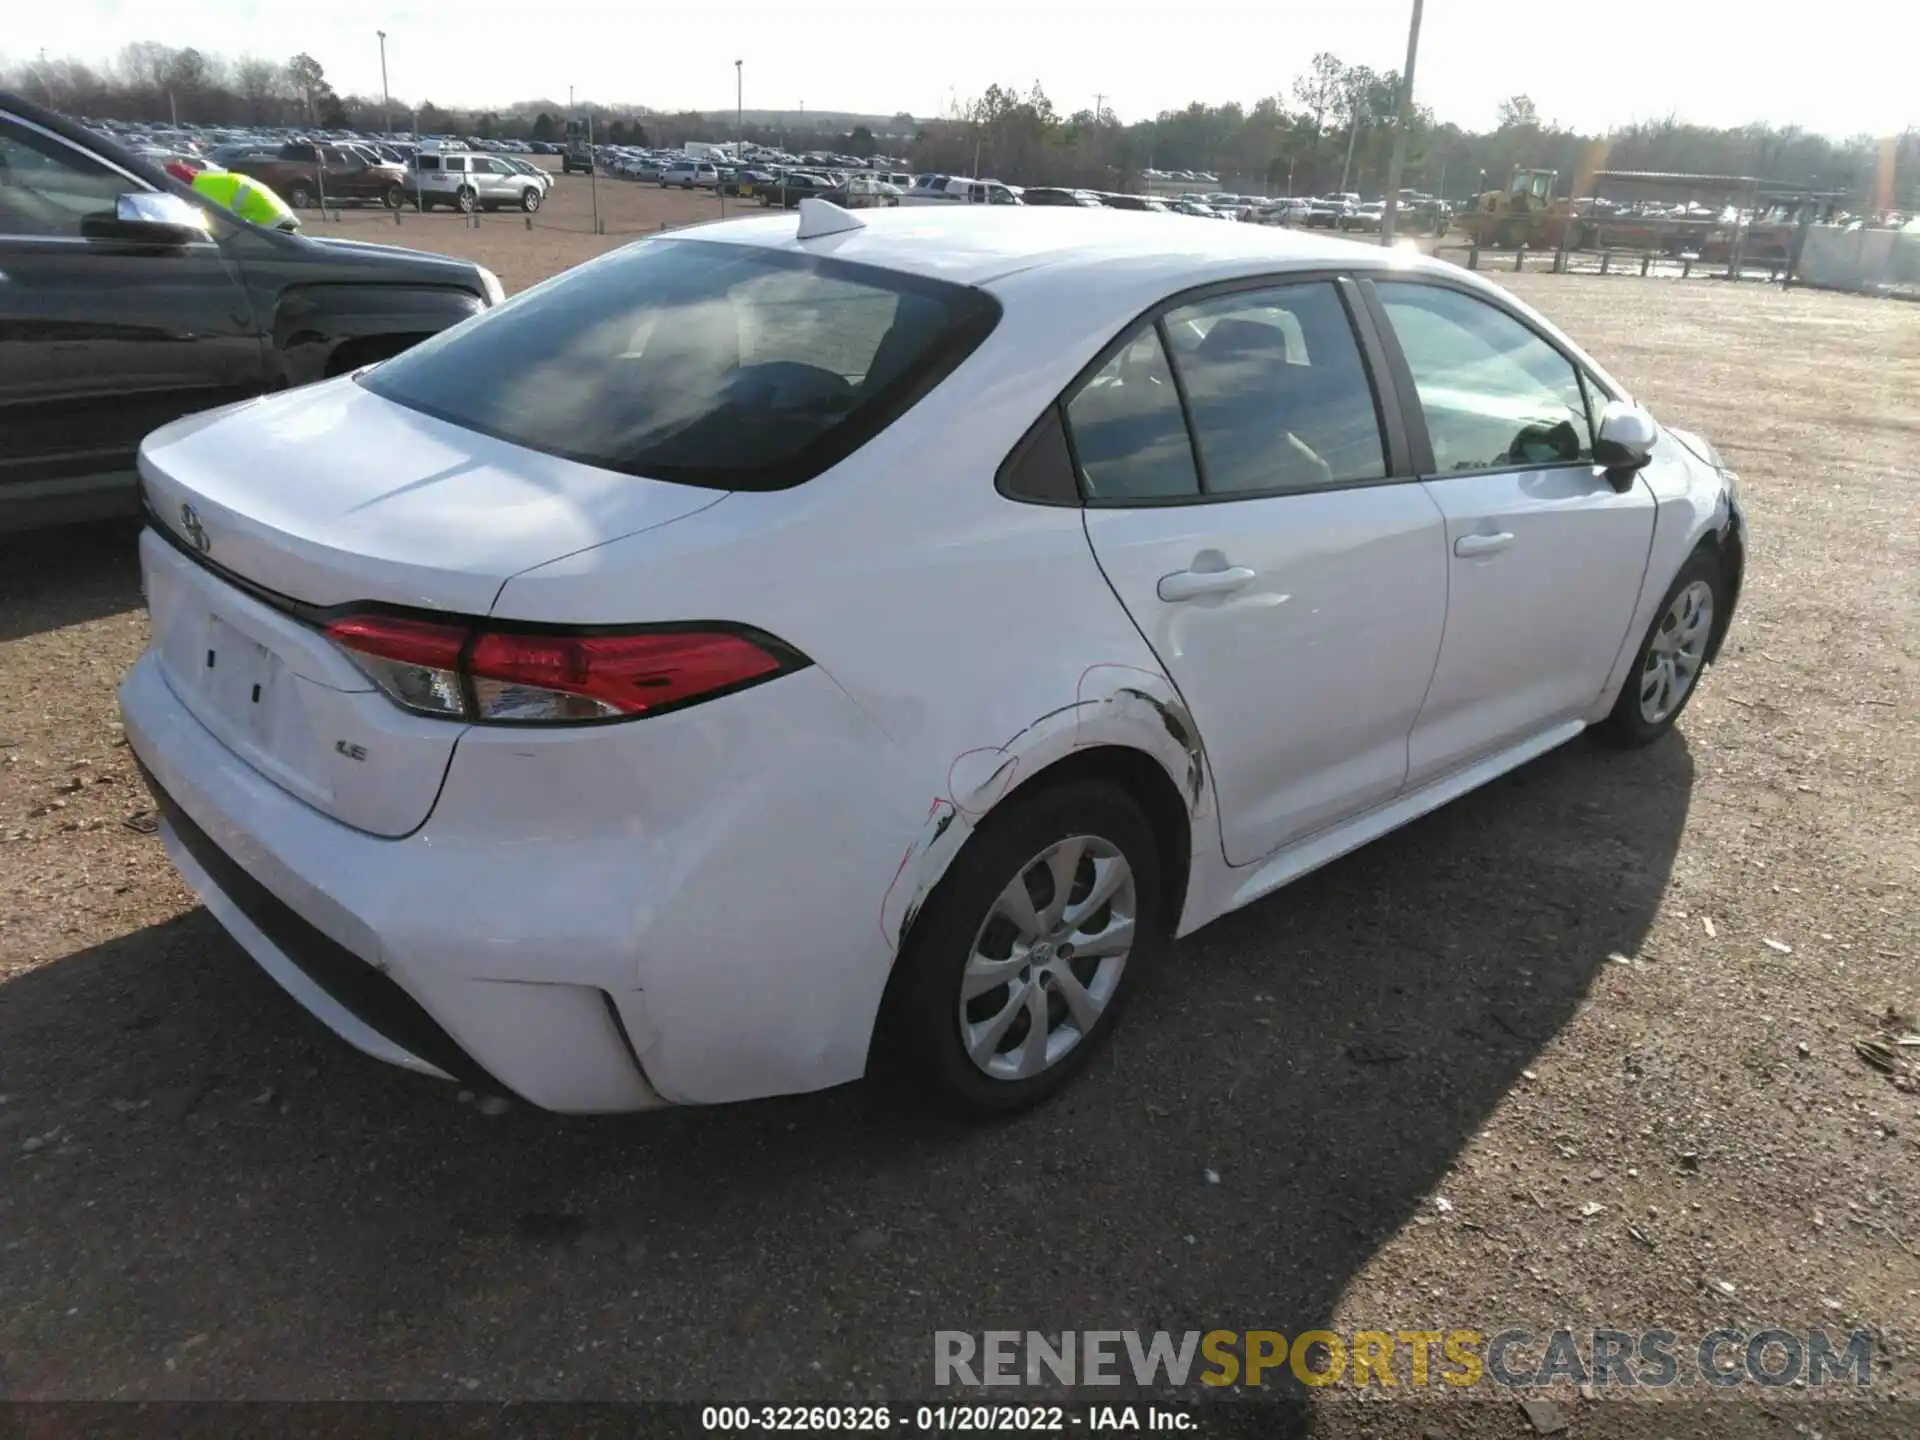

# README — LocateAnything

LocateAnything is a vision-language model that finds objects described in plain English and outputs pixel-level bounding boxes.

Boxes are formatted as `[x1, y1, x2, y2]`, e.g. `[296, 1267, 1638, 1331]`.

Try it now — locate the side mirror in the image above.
[1594, 401, 1658, 488]
[81, 192, 213, 246]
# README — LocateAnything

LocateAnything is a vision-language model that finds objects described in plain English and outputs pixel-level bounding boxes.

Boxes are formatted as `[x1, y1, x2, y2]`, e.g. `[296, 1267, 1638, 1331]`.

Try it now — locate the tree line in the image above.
[6, 42, 1913, 208]
[920, 61, 1914, 208]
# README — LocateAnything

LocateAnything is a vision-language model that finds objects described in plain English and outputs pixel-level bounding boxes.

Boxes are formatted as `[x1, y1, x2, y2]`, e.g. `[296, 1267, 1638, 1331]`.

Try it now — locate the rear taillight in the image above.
[325, 615, 467, 717]
[323, 614, 803, 724]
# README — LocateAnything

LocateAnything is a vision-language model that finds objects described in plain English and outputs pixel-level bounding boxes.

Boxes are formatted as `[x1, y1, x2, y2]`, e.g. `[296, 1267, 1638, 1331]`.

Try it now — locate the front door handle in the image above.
[1454, 531, 1515, 558]
[1158, 564, 1257, 602]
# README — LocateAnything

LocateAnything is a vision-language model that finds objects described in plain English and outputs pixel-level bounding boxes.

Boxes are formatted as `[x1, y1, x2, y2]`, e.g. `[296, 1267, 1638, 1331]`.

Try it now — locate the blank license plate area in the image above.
[202, 615, 282, 739]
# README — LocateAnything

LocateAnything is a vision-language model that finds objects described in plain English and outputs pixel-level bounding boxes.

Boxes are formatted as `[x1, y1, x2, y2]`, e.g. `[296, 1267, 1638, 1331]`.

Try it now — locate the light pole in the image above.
[735, 60, 743, 158]
[377, 30, 391, 138]
[1379, 0, 1425, 243]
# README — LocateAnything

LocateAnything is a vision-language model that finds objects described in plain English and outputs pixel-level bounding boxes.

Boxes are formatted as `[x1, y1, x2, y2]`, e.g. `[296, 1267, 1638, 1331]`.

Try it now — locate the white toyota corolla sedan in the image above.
[122, 201, 1745, 1115]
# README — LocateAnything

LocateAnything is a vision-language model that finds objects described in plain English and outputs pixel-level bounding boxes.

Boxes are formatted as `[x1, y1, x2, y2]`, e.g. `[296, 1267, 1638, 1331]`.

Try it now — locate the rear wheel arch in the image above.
[994, 745, 1194, 931]
[897, 742, 1194, 961]
[867, 748, 1188, 1107]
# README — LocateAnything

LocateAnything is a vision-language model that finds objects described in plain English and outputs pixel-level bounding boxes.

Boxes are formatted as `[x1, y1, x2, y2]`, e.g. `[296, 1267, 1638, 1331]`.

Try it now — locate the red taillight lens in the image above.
[467, 630, 784, 721]
[323, 613, 799, 724]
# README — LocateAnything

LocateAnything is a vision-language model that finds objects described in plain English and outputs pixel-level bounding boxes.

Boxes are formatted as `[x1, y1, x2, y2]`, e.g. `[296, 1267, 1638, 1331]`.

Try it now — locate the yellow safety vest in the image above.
[192, 170, 300, 231]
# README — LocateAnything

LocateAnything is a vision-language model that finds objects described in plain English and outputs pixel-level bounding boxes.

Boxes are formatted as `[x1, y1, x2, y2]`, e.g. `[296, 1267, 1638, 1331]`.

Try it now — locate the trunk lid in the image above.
[137, 379, 726, 836]
[139, 378, 724, 613]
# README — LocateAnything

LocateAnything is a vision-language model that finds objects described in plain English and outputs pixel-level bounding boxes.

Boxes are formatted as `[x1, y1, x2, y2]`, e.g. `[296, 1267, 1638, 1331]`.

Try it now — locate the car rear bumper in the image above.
[119, 634, 912, 1112]
[121, 651, 670, 1112]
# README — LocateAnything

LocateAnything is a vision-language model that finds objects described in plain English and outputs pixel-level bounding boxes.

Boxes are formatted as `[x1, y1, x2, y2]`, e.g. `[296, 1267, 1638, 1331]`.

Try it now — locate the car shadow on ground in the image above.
[0, 735, 1691, 1404]
[0, 521, 144, 644]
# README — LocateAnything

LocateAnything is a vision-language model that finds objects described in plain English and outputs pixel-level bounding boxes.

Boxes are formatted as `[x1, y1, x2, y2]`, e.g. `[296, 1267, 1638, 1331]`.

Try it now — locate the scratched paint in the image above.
[881, 659, 1213, 951]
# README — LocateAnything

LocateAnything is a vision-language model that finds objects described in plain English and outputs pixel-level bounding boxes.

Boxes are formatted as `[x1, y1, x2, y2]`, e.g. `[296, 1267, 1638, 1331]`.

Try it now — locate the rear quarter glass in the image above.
[359, 238, 1001, 492]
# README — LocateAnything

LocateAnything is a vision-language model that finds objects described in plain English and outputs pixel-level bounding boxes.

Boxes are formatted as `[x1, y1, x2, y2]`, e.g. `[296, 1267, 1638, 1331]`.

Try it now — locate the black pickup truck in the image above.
[0, 93, 503, 531]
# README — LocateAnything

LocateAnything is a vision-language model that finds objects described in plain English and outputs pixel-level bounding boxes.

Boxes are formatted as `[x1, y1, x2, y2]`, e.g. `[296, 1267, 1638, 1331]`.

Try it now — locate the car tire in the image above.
[875, 779, 1165, 1117]
[521, 187, 541, 213]
[286, 183, 315, 209]
[455, 187, 477, 214]
[1594, 548, 1726, 749]
[382, 185, 406, 210]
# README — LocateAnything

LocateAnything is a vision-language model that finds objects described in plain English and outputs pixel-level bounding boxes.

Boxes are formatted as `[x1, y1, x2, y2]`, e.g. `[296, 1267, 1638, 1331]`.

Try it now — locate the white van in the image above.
[660, 159, 721, 189]
[899, 175, 1021, 207]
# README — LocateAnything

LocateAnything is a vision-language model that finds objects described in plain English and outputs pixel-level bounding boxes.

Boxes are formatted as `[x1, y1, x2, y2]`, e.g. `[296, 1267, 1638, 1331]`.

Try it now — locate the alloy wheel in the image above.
[959, 835, 1138, 1082]
[1639, 579, 1714, 724]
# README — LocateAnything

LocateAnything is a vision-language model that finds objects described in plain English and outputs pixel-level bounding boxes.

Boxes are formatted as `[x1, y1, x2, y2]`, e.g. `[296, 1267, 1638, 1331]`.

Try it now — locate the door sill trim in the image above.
[1222, 719, 1587, 916]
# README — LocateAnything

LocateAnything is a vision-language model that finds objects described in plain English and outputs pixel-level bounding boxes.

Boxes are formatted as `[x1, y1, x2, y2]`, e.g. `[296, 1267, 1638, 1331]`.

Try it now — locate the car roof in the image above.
[672, 204, 1433, 287]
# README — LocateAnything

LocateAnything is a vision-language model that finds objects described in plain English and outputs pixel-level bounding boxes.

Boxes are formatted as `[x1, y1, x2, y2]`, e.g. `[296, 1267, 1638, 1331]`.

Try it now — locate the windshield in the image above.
[361, 238, 1000, 491]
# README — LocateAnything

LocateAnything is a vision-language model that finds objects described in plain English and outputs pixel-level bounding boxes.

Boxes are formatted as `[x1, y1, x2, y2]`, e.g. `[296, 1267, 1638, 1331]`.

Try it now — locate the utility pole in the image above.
[168, 89, 178, 129]
[377, 30, 392, 138]
[735, 60, 743, 157]
[1339, 100, 1364, 194]
[1380, 0, 1425, 243]
[37, 48, 53, 106]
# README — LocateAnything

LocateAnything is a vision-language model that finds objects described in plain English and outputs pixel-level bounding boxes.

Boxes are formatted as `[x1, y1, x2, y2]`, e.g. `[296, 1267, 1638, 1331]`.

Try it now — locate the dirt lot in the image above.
[1, 204, 1916, 1436]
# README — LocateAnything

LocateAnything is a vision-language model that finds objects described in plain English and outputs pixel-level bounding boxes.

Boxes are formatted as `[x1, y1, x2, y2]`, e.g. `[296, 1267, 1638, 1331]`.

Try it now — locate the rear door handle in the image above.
[1158, 565, 1257, 602]
[1454, 531, 1515, 558]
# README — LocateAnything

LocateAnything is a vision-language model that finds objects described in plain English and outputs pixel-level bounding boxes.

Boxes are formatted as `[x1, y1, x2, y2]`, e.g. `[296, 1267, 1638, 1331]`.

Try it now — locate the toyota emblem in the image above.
[179, 503, 210, 555]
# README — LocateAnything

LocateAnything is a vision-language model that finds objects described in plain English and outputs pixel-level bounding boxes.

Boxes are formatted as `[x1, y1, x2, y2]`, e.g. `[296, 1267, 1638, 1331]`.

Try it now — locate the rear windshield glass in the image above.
[361, 239, 1000, 490]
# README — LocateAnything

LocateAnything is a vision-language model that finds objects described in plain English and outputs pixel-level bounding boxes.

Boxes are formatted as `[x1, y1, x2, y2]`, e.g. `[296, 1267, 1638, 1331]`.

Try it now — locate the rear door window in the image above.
[1064, 327, 1200, 502]
[361, 239, 1001, 491]
[1161, 281, 1387, 495]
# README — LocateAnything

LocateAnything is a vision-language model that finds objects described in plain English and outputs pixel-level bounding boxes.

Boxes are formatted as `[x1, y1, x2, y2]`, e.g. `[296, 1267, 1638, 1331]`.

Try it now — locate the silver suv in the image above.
[411, 150, 545, 213]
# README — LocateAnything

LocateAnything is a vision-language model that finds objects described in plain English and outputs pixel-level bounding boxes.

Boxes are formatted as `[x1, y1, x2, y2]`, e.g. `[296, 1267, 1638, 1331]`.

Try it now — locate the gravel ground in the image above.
[0, 226, 1915, 1438]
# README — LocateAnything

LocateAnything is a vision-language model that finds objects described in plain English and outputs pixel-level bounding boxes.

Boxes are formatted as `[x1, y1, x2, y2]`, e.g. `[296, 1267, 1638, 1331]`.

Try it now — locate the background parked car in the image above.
[1342, 202, 1386, 232]
[1021, 187, 1105, 208]
[720, 167, 775, 197]
[827, 175, 903, 208]
[411, 149, 546, 213]
[229, 140, 408, 210]
[1304, 197, 1354, 228]
[762, 172, 835, 208]
[1253, 198, 1313, 225]
[660, 159, 720, 189]
[0, 91, 501, 531]
[498, 155, 554, 195]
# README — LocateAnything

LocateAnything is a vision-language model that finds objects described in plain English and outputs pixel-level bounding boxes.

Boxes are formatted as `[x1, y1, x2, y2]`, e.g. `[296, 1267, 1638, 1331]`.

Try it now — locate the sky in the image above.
[9, 0, 1917, 139]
